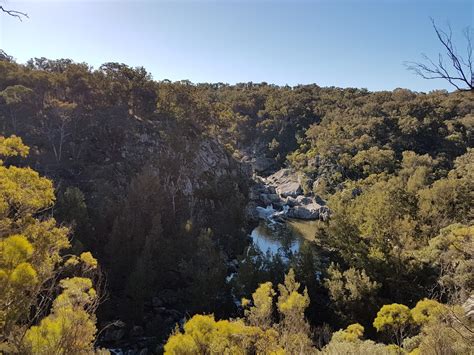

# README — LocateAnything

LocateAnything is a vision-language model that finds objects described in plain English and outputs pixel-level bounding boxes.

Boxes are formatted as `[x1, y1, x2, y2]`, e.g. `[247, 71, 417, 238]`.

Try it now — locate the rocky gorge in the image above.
[98, 156, 331, 354]
[247, 168, 330, 223]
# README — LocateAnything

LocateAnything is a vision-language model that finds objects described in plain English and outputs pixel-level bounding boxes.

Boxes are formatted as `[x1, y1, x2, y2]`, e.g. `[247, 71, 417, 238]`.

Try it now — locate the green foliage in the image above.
[243, 281, 275, 329]
[164, 314, 280, 355]
[23, 307, 96, 355]
[324, 297, 472, 354]
[277, 269, 310, 321]
[413, 304, 473, 355]
[399, 151, 436, 192]
[0, 165, 55, 219]
[373, 303, 412, 346]
[331, 323, 365, 342]
[315, 143, 472, 320]
[410, 299, 445, 326]
[0, 135, 29, 158]
[0, 136, 67, 345]
[324, 322, 397, 354]
[80, 252, 98, 269]
[373, 304, 412, 332]
[325, 263, 380, 325]
[164, 270, 314, 354]
[352, 147, 396, 176]
[56, 187, 88, 226]
[0, 234, 34, 265]
[0, 136, 100, 353]
[418, 174, 473, 236]
[419, 224, 474, 302]
[23, 277, 98, 355]
[275, 269, 313, 353]
[1, 55, 473, 351]
[0, 85, 34, 106]
[321, 339, 394, 354]
[317, 175, 426, 305]
[179, 228, 229, 314]
[9, 262, 38, 286]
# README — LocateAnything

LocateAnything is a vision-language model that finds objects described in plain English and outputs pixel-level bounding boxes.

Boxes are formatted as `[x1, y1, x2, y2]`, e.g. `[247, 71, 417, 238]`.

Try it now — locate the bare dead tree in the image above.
[406, 18, 473, 91]
[0, 5, 28, 21]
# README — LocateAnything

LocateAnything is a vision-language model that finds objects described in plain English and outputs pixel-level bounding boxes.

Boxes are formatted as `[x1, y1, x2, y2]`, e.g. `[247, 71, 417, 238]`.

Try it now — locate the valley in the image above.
[0, 54, 472, 354]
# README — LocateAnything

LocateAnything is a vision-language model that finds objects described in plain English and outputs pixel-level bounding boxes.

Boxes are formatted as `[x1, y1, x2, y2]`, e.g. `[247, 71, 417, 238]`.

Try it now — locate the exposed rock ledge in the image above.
[248, 168, 330, 222]
[265, 168, 302, 197]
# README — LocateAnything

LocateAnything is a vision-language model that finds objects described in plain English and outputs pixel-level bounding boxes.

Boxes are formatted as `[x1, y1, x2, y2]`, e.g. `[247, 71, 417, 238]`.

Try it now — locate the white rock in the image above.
[265, 169, 302, 198]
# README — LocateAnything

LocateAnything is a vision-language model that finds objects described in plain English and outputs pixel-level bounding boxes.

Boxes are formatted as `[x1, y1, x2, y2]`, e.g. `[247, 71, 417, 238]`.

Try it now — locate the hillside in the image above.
[1, 55, 473, 354]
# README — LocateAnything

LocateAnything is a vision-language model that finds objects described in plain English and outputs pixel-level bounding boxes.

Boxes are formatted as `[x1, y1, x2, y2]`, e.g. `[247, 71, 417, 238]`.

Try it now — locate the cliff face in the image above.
[8, 114, 252, 348]
[17, 114, 251, 235]
[0, 58, 256, 353]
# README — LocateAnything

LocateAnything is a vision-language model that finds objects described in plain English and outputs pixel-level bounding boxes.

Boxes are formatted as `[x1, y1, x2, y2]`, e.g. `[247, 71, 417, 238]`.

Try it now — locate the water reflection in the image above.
[251, 219, 318, 255]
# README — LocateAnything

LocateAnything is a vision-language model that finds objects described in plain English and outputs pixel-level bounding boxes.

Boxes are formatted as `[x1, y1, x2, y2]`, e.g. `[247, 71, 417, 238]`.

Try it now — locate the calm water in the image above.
[251, 219, 319, 255]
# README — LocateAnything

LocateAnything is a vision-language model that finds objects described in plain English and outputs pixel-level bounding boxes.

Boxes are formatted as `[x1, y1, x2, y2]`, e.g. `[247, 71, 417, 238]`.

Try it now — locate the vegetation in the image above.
[164, 271, 473, 354]
[0, 51, 472, 353]
[165, 269, 314, 354]
[0, 136, 102, 354]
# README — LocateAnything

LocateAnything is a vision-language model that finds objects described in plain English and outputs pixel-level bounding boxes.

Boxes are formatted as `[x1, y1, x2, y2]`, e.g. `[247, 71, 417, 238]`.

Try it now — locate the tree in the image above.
[0, 135, 101, 353]
[56, 187, 90, 245]
[420, 224, 474, 303]
[414, 304, 473, 355]
[243, 281, 275, 329]
[42, 99, 77, 164]
[320, 320, 398, 353]
[324, 263, 380, 325]
[321, 338, 392, 355]
[330, 323, 365, 343]
[373, 303, 412, 348]
[352, 147, 396, 176]
[418, 178, 472, 236]
[106, 168, 165, 291]
[411, 299, 446, 326]
[407, 18, 473, 91]
[163, 314, 280, 354]
[0, 85, 34, 131]
[22, 277, 99, 354]
[276, 268, 313, 353]
[179, 228, 229, 315]
[164, 270, 315, 354]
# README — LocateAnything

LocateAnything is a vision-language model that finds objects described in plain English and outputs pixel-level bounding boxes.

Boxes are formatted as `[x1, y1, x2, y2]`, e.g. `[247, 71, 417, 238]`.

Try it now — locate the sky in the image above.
[0, 0, 472, 92]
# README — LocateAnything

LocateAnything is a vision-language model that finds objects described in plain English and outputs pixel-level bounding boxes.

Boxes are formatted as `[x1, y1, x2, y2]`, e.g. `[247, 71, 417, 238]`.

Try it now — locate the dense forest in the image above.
[0, 51, 473, 354]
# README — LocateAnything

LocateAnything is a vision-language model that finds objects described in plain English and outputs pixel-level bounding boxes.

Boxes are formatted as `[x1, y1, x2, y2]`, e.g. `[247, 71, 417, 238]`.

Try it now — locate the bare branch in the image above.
[463, 27, 474, 86]
[0, 5, 28, 21]
[406, 18, 473, 91]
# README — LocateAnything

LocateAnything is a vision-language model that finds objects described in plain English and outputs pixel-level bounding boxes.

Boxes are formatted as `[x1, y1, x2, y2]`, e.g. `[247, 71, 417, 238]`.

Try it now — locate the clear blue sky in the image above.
[1, 0, 472, 91]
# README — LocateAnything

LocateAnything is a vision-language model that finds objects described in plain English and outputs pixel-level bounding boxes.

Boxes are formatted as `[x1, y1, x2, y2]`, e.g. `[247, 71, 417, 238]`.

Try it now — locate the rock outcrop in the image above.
[265, 169, 303, 197]
[249, 168, 329, 221]
[463, 295, 474, 321]
[286, 196, 321, 219]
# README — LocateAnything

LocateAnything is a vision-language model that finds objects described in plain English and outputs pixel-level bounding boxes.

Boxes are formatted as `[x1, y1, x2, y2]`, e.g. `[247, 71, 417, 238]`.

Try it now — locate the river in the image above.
[251, 219, 319, 255]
